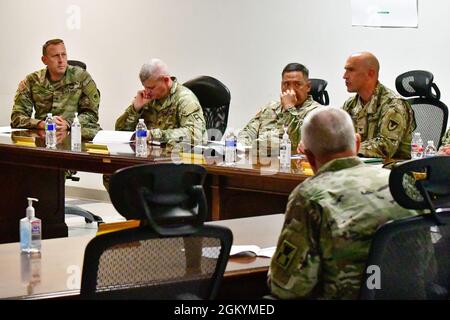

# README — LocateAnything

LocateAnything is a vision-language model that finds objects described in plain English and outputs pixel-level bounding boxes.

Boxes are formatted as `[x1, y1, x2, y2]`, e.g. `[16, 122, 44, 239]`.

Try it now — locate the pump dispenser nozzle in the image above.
[26, 198, 38, 219]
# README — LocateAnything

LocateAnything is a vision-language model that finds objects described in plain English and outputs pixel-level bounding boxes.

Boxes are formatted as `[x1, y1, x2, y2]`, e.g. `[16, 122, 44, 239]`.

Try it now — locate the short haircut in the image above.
[42, 39, 64, 56]
[139, 58, 170, 83]
[301, 107, 356, 157]
[282, 63, 309, 79]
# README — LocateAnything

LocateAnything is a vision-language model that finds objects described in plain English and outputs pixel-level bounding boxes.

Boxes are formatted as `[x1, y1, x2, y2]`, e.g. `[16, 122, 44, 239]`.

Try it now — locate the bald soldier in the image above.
[238, 63, 320, 151]
[115, 58, 205, 144]
[342, 52, 415, 159]
[269, 107, 418, 299]
[11, 39, 101, 139]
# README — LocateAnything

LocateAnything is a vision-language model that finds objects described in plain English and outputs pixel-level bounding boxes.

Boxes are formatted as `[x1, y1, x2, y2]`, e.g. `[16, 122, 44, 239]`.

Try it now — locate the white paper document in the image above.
[351, 0, 418, 28]
[202, 245, 276, 259]
[0, 126, 28, 133]
[92, 130, 134, 143]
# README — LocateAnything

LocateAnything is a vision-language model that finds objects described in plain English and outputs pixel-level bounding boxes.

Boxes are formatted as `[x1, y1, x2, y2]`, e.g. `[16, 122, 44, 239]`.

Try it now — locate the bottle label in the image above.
[225, 139, 236, 147]
[136, 129, 147, 138]
[31, 221, 40, 235]
[46, 124, 55, 131]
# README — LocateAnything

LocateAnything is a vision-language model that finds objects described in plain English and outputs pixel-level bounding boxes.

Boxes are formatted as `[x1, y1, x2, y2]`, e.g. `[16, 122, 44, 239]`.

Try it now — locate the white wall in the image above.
[1, 0, 449, 191]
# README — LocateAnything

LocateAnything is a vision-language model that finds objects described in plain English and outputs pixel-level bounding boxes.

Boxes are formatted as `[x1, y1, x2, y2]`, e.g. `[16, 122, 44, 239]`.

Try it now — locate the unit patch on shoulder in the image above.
[388, 119, 399, 131]
[274, 240, 298, 269]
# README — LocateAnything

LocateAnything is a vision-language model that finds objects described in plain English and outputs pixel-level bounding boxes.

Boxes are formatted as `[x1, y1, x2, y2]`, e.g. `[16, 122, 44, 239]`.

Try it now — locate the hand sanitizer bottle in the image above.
[71, 112, 82, 152]
[20, 198, 41, 253]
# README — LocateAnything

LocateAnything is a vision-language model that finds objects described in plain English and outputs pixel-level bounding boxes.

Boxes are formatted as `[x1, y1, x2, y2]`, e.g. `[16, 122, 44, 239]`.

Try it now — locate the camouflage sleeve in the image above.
[284, 107, 304, 150]
[76, 73, 101, 129]
[359, 100, 412, 159]
[440, 128, 450, 147]
[238, 109, 263, 146]
[269, 190, 322, 299]
[257, 107, 301, 149]
[342, 99, 352, 113]
[151, 98, 206, 144]
[11, 78, 42, 128]
[115, 104, 140, 131]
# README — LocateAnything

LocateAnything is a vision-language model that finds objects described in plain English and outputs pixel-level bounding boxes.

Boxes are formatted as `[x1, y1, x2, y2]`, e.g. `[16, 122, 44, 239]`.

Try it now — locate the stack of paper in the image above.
[92, 130, 134, 144]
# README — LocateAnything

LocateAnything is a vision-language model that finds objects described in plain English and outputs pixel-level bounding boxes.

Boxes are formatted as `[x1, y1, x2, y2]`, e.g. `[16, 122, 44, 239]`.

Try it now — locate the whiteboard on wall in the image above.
[351, 0, 418, 28]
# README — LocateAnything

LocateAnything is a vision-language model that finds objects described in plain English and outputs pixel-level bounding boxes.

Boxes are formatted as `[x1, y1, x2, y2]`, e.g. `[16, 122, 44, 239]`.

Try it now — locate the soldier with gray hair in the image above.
[115, 58, 205, 144]
[269, 107, 418, 299]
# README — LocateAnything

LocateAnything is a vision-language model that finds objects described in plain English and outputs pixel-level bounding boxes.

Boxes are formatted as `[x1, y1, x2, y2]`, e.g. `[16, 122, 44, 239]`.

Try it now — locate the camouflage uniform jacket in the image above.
[11, 65, 101, 139]
[238, 96, 320, 151]
[343, 83, 416, 159]
[440, 128, 450, 147]
[269, 156, 418, 299]
[115, 78, 205, 144]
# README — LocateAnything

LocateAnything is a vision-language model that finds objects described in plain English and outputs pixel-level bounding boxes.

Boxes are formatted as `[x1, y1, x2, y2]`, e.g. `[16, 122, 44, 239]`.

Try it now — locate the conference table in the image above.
[0, 129, 310, 244]
[0, 214, 284, 300]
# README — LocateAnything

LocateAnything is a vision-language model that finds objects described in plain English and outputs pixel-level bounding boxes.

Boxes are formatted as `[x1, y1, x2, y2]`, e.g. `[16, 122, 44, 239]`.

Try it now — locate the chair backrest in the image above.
[80, 224, 233, 300]
[309, 78, 329, 105]
[80, 162, 233, 300]
[360, 157, 450, 299]
[389, 156, 450, 218]
[183, 76, 231, 141]
[108, 163, 208, 235]
[395, 70, 449, 148]
[68, 60, 87, 70]
[359, 213, 450, 300]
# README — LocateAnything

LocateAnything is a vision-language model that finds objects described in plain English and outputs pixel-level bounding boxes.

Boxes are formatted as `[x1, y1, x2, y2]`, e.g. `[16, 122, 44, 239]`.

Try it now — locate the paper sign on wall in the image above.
[351, 0, 418, 28]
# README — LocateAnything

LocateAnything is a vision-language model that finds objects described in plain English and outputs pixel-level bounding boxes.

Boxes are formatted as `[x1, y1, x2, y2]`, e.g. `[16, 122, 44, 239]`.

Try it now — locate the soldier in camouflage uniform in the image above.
[438, 128, 450, 155]
[11, 39, 101, 140]
[342, 52, 415, 160]
[115, 58, 205, 145]
[269, 107, 418, 299]
[238, 63, 320, 151]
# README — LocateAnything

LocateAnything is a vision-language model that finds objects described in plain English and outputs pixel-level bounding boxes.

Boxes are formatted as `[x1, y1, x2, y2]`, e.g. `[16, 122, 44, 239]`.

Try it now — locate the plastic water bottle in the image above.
[411, 132, 423, 159]
[135, 119, 148, 157]
[280, 126, 291, 169]
[224, 131, 237, 166]
[71, 112, 82, 151]
[45, 113, 56, 149]
[424, 140, 437, 157]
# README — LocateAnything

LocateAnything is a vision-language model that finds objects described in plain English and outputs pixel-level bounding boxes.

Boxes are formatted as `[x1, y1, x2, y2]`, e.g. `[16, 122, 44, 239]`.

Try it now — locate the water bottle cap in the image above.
[428, 140, 434, 144]
[139, 118, 144, 122]
[47, 113, 52, 117]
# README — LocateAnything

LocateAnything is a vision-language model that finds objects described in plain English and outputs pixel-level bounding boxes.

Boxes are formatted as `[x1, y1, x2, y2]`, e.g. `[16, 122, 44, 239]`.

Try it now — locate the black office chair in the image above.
[183, 76, 231, 141]
[80, 163, 233, 300]
[309, 78, 330, 105]
[360, 157, 450, 300]
[64, 60, 103, 224]
[67, 60, 87, 70]
[396, 70, 449, 148]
